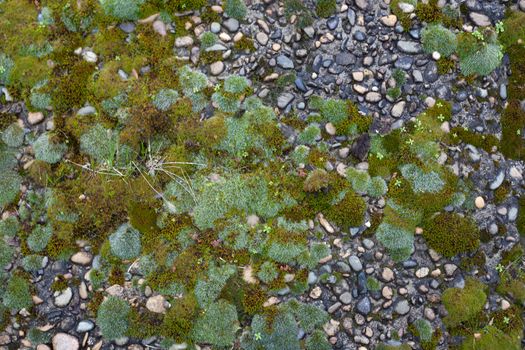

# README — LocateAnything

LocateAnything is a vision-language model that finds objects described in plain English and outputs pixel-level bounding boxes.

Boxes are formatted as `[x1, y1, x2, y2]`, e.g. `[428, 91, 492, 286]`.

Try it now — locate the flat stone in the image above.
[71, 252, 93, 265]
[397, 40, 422, 54]
[356, 297, 371, 315]
[394, 299, 410, 315]
[77, 106, 96, 116]
[340, 292, 352, 304]
[256, 32, 268, 46]
[76, 320, 94, 333]
[348, 255, 363, 272]
[391, 101, 405, 118]
[415, 267, 429, 278]
[209, 61, 225, 76]
[153, 20, 167, 36]
[490, 171, 505, 190]
[54, 287, 73, 307]
[277, 93, 294, 109]
[175, 36, 194, 47]
[510, 167, 522, 180]
[470, 12, 491, 27]
[52, 333, 79, 350]
[210, 22, 221, 33]
[276, 55, 294, 69]
[380, 15, 397, 27]
[475, 196, 485, 209]
[223, 18, 239, 32]
[382, 267, 394, 282]
[365, 92, 382, 103]
[28, 112, 44, 125]
[398, 2, 415, 13]
[146, 295, 167, 313]
[352, 71, 364, 82]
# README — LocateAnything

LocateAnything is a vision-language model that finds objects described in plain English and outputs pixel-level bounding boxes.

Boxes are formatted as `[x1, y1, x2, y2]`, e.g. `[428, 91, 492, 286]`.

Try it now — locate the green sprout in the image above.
[495, 21, 504, 34]
[472, 29, 484, 41]
[495, 264, 505, 273]
[254, 332, 262, 341]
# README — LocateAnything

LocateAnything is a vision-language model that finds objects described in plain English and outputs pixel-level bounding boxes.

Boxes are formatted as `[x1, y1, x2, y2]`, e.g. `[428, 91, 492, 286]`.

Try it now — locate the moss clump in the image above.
[421, 24, 457, 57]
[442, 277, 486, 328]
[224, 0, 247, 20]
[96, 296, 130, 340]
[448, 127, 499, 152]
[160, 293, 198, 341]
[303, 169, 330, 192]
[437, 57, 456, 74]
[415, 0, 442, 23]
[99, 0, 145, 21]
[3, 275, 32, 311]
[457, 30, 503, 77]
[316, 0, 336, 18]
[192, 299, 239, 347]
[324, 190, 366, 230]
[423, 212, 480, 257]
[500, 100, 525, 161]
[109, 223, 142, 260]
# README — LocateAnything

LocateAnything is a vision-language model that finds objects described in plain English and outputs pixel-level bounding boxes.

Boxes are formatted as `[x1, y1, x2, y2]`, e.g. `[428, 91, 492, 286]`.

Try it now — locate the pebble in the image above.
[175, 36, 194, 47]
[391, 101, 405, 117]
[415, 267, 429, 278]
[153, 20, 167, 36]
[475, 196, 485, 209]
[380, 15, 397, 27]
[382, 267, 394, 282]
[52, 333, 79, 350]
[277, 93, 295, 109]
[501, 299, 511, 310]
[348, 255, 363, 272]
[146, 295, 167, 313]
[222, 18, 239, 32]
[356, 297, 371, 315]
[28, 112, 44, 125]
[54, 287, 73, 307]
[210, 61, 225, 76]
[276, 55, 294, 69]
[256, 32, 268, 46]
[394, 299, 410, 315]
[76, 320, 94, 333]
[340, 292, 352, 304]
[470, 12, 491, 27]
[365, 92, 382, 103]
[71, 252, 93, 265]
[210, 22, 221, 33]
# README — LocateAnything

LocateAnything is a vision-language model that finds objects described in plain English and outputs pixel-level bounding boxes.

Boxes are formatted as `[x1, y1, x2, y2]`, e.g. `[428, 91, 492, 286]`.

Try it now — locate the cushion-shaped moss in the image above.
[423, 212, 480, 257]
[96, 296, 130, 340]
[442, 277, 486, 328]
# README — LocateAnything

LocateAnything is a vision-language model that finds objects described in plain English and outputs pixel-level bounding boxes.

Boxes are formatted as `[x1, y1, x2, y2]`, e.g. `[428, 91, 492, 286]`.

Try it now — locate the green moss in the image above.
[192, 299, 239, 347]
[325, 190, 366, 230]
[500, 11, 525, 49]
[315, 0, 336, 18]
[460, 325, 521, 350]
[224, 0, 247, 20]
[421, 24, 457, 57]
[437, 57, 456, 74]
[3, 275, 32, 311]
[415, 0, 442, 23]
[233, 36, 255, 53]
[501, 100, 525, 161]
[442, 277, 486, 328]
[448, 127, 499, 152]
[506, 43, 525, 101]
[50, 275, 69, 292]
[423, 212, 480, 257]
[96, 296, 130, 340]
